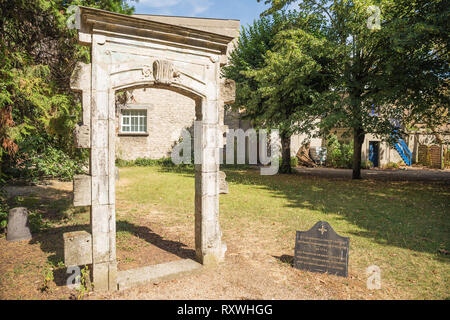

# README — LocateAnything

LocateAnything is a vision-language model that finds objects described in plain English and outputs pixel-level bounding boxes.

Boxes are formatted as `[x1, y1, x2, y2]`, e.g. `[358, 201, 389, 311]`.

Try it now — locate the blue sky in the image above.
[126, 0, 274, 29]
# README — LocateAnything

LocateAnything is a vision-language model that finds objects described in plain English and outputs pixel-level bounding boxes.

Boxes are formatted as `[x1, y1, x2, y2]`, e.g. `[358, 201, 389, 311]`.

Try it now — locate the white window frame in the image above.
[119, 105, 149, 135]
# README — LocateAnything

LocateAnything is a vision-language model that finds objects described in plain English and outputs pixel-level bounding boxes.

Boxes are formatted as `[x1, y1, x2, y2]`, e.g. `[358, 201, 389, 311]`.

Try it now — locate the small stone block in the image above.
[220, 79, 236, 104]
[6, 207, 32, 242]
[74, 124, 90, 149]
[73, 174, 91, 207]
[219, 171, 229, 194]
[63, 231, 93, 266]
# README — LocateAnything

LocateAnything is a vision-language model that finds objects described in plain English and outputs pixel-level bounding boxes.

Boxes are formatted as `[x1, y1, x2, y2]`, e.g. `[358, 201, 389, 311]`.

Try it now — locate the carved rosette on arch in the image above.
[152, 59, 180, 85]
[142, 65, 152, 78]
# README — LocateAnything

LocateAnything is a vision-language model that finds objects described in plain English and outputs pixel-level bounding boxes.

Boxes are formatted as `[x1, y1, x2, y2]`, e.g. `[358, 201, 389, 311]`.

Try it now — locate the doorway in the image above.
[369, 141, 380, 167]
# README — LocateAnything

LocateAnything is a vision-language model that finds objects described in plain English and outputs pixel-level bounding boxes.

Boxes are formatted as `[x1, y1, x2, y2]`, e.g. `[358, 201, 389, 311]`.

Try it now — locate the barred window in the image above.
[121, 109, 147, 133]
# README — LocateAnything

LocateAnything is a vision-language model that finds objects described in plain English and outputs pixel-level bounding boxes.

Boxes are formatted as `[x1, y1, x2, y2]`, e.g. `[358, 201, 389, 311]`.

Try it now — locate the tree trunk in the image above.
[280, 132, 292, 174]
[352, 127, 365, 179]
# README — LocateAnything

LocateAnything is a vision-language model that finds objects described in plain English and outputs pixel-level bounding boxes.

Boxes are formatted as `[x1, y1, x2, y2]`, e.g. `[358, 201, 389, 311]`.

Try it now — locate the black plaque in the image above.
[294, 221, 349, 277]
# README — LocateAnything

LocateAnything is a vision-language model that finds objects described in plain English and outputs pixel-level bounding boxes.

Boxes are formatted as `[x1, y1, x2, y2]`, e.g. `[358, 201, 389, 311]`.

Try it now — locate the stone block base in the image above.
[117, 259, 202, 290]
[63, 231, 93, 266]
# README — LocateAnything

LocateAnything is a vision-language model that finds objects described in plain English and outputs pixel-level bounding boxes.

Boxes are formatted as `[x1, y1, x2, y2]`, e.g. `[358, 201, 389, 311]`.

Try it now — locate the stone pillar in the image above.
[194, 99, 226, 266]
[90, 34, 117, 291]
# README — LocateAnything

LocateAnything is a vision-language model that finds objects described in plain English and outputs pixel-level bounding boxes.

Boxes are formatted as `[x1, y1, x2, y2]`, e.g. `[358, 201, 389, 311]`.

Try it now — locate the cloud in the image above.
[187, 0, 212, 16]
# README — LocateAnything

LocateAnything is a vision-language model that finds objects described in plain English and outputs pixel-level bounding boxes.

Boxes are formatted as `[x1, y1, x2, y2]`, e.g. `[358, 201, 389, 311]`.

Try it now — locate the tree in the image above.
[0, 0, 135, 181]
[259, 0, 449, 179]
[224, 12, 336, 173]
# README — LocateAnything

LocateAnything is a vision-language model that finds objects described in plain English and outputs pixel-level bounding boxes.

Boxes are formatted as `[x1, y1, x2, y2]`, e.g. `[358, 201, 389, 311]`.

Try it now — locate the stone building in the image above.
[115, 14, 241, 161]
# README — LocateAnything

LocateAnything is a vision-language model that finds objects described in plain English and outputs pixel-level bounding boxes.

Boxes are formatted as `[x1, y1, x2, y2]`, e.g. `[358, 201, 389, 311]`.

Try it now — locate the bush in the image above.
[116, 157, 179, 168]
[0, 189, 9, 233]
[384, 162, 399, 169]
[291, 156, 298, 167]
[280, 156, 298, 171]
[10, 146, 85, 182]
[28, 211, 49, 233]
[326, 135, 353, 168]
[361, 160, 373, 169]
[115, 158, 133, 167]
[0, 210, 7, 233]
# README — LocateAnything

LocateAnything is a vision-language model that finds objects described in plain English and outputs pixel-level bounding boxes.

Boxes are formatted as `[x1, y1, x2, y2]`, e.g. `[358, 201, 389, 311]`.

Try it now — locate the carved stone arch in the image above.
[68, 6, 235, 292]
[110, 68, 208, 101]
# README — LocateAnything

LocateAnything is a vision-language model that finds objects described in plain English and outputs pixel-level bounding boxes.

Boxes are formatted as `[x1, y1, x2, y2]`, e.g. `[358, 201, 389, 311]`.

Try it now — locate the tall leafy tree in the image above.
[259, 0, 449, 179]
[223, 14, 287, 170]
[0, 0, 135, 180]
[224, 12, 336, 173]
[223, 14, 287, 119]
[243, 28, 337, 173]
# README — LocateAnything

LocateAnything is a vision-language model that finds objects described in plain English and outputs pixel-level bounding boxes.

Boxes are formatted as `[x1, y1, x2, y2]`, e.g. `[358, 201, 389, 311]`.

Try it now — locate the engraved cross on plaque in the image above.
[318, 225, 327, 235]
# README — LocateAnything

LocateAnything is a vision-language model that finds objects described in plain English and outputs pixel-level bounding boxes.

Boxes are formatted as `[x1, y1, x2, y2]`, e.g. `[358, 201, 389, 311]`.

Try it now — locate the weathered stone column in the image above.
[90, 34, 117, 291]
[194, 98, 226, 266]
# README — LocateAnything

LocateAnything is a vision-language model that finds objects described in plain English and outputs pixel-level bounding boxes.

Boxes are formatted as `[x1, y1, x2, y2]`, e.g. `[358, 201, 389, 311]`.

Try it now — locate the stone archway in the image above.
[67, 6, 235, 291]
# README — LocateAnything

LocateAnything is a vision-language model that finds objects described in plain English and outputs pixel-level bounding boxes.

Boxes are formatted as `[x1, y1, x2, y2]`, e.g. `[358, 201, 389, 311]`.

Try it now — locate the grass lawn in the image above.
[0, 166, 449, 299]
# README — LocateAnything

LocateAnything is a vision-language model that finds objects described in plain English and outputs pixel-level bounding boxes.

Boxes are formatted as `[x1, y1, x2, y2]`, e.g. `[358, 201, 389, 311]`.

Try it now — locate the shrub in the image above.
[12, 146, 85, 182]
[384, 162, 399, 169]
[134, 158, 157, 166]
[291, 156, 298, 167]
[0, 189, 8, 233]
[0, 210, 7, 233]
[28, 211, 49, 233]
[326, 134, 353, 168]
[0, 205, 8, 233]
[115, 158, 133, 167]
[116, 157, 179, 168]
[361, 160, 373, 169]
[280, 156, 298, 170]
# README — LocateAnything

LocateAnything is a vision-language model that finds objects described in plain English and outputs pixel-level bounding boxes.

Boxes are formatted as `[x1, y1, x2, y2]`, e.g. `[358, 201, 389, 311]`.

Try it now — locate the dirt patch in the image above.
[3, 180, 73, 198]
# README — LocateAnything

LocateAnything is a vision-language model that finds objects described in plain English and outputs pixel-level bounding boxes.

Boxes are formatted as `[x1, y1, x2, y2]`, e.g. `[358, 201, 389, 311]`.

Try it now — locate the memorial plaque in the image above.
[294, 221, 349, 277]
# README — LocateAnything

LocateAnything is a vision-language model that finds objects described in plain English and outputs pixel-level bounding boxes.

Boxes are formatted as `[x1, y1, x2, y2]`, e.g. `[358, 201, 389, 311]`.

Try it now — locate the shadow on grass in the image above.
[28, 220, 195, 286]
[116, 220, 196, 261]
[273, 255, 294, 266]
[29, 224, 90, 286]
[5, 180, 197, 287]
[223, 168, 450, 258]
[5, 185, 77, 223]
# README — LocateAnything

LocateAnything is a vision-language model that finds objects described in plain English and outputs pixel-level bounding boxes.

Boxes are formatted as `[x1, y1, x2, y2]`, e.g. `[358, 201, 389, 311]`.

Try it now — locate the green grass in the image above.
[117, 166, 450, 299]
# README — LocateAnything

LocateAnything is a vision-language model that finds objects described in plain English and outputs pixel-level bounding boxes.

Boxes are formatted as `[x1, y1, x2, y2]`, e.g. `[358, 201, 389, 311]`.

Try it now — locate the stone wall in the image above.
[116, 87, 196, 160]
